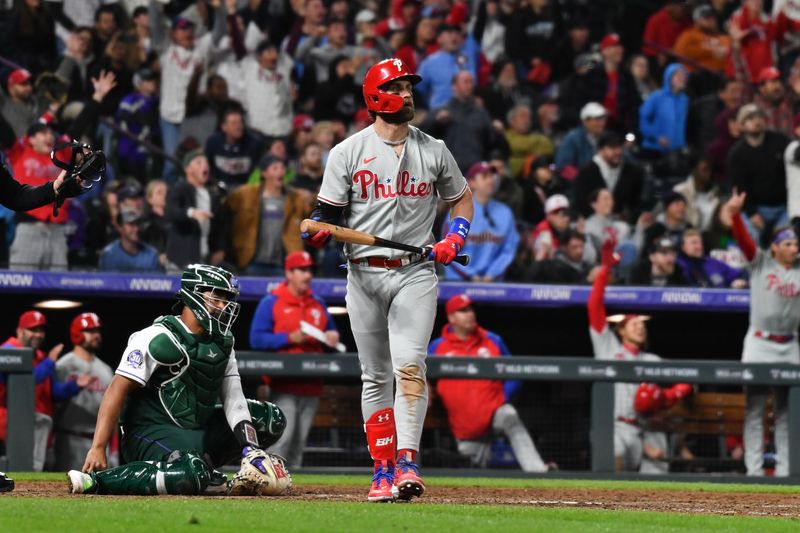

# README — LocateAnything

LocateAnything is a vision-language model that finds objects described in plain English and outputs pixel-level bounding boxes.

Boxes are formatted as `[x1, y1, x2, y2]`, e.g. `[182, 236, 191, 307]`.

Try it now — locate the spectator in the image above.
[443, 162, 519, 282]
[573, 131, 645, 224]
[416, 24, 477, 110]
[673, 5, 731, 76]
[673, 155, 721, 232]
[314, 56, 361, 125]
[533, 97, 565, 146]
[54, 26, 96, 104]
[4, 0, 57, 75]
[529, 229, 600, 284]
[583, 188, 636, 265]
[205, 108, 264, 189]
[54, 312, 114, 471]
[687, 78, 743, 153]
[140, 179, 168, 260]
[639, 63, 689, 157]
[87, 31, 134, 119]
[520, 156, 569, 226]
[91, 4, 119, 60]
[708, 108, 741, 186]
[503, 0, 557, 78]
[249, 251, 340, 469]
[530, 194, 571, 261]
[354, 10, 393, 60]
[727, 104, 790, 242]
[394, 13, 438, 73]
[0, 311, 92, 471]
[116, 67, 160, 182]
[224, 155, 311, 275]
[375, 0, 420, 39]
[244, 40, 294, 142]
[429, 294, 551, 472]
[290, 114, 315, 159]
[296, 20, 368, 86]
[420, 71, 494, 173]
[740, 67, 798, 139]
[504, 104, 554, 178]
[677, 229, 747, 288]
[292, 143, 324, 193]
[643, 191, 692, 250]
[477, 58, 531, 124]
[628, 54, 659, 102]
[555, 102, 607, 180]
[641, 0, 691, 68]
[629, 237, 688, 287]
[98, 208, 162, 273]
[578, 33, 640, 132]
[149, 2, 228, 172]
[164, 150, 226, 270]
[471, 0, 507, 64]
[551, 19, 592, 83]
[179, 71, 234, 149]
[728, 0, 774, 82]
[1, 69, 46, 139]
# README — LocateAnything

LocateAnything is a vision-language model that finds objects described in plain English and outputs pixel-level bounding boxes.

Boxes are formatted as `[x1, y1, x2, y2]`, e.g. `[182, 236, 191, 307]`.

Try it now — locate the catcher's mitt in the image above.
[228, 447, 292, 496]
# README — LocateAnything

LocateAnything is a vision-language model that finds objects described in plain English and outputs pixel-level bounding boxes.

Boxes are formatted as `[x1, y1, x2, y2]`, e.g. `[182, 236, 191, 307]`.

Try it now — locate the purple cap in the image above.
[466, 161, 493, 180]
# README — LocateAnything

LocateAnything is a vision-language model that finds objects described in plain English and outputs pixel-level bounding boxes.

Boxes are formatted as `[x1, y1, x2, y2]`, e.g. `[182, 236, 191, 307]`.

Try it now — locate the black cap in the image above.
[662, 190, 687, 208]
[650, 236, 677, 254]
[259, 154, 286, 171]
[438, 23, 460, 33]
[597, 131, 622, 149]
[26, 122, 51, 137]
[117, 184, 143, 202]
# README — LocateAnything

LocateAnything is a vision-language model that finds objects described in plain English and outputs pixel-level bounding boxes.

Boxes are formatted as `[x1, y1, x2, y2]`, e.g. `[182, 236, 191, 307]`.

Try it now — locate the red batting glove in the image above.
[663, 383, 694, 407]
[600, 238, 620, 268]
[301, 229, 331, 249]
[430, 233, 464, 265]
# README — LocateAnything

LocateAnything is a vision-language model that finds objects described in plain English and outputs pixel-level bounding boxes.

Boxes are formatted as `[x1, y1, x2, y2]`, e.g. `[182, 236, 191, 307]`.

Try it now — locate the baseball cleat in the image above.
[394, 457, 425, 501]
[0, 471, 14, 493]
[367, 461, 396, 502]
[66, 470, 97, 494]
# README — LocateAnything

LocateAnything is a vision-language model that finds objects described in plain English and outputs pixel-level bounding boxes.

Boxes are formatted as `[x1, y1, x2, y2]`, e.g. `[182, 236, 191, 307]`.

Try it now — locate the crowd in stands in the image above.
[3, 0, 800, 288]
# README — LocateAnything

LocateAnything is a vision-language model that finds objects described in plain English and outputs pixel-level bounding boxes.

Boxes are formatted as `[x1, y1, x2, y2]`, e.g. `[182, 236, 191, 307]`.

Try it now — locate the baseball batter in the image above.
[302, 58, 473, 501]
[588, 241, 691, 472]
[54, 313, 114, 471]
[66, 265, 289, 496]
[726, 191, 800, 476]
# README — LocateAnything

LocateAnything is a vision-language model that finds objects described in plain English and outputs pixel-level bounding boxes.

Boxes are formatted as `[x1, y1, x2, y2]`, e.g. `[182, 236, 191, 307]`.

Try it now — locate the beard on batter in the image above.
[380, 104, 415, 124]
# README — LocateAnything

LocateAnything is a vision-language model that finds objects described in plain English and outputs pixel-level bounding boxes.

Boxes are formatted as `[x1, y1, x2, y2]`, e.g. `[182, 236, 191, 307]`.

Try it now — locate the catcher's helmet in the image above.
[178, 264, 241, 336]
[363, 58, 421, 113]
[70, 312, 102, 345]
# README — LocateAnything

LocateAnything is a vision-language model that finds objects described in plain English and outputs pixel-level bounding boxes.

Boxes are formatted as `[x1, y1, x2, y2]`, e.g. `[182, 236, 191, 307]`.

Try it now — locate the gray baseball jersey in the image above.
[55, 352, 114, 433]
[742, 251, 800, 363]
[318, 124, 468, 259]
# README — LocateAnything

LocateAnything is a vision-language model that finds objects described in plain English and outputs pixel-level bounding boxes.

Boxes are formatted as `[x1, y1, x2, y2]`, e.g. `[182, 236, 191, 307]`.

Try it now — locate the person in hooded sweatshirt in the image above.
[314, 56, 362, 125]
[638, 63, 689, 159]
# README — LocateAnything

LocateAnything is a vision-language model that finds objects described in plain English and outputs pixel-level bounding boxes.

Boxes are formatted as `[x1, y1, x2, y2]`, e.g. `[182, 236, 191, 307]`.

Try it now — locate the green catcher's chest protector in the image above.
[149, 315, 234, 429]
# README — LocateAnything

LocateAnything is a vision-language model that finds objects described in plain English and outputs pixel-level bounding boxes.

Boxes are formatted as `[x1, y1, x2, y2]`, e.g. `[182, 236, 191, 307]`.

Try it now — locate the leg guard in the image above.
[93, 450, 212, 495]
[248, 399, 287, 449]
[364, 408, 397, 462]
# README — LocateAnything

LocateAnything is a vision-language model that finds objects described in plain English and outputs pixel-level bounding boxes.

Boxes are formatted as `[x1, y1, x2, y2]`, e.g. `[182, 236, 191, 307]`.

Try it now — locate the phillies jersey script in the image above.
[748, 251, 800, 335]
[317, 125, 468, 259]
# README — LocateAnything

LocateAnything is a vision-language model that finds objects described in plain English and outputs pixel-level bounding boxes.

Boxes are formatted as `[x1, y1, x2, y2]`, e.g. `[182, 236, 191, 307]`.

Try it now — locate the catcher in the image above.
[67, 264, 291, 496]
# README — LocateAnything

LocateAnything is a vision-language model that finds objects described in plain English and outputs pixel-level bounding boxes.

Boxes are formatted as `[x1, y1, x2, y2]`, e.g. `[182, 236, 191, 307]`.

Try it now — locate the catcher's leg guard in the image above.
[247, 399, 287, 449]
[90, 450, 212, 495]
[365, 408, 397, 502]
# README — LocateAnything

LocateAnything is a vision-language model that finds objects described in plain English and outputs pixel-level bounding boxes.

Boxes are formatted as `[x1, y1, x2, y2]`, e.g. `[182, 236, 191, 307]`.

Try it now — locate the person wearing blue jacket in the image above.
[639, 63, 689, 154]
[442, 162, 519, 281]
[415, 25, 479, 110]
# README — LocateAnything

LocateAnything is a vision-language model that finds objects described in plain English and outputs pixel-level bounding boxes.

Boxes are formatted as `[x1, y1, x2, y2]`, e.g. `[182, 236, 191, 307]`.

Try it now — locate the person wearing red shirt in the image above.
[249, 251, 340, 469]
[429, 294, 549, 472]
[729, 0, 775, 82]
[642, 0, 692, 67]
[0, 310, 93, 471]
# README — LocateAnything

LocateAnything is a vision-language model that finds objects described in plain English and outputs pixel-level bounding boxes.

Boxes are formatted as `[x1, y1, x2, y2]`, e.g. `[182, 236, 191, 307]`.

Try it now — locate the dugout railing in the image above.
[5, 350, 800, 475]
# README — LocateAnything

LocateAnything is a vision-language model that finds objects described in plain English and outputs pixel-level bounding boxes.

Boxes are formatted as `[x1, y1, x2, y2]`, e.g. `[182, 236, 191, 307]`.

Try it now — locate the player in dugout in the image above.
[588, 238, 693, 472]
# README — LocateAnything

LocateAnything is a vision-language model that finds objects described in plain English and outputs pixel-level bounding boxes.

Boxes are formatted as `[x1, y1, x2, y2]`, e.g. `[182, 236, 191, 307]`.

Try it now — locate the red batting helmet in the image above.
[633, 383, 664, 415]
[70, 312, 102, 345]
[363, 58, 421, 113]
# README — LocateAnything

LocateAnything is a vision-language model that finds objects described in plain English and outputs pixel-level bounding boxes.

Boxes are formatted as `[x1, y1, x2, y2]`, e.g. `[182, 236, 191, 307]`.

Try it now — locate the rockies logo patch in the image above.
[126, 350, 144, 369]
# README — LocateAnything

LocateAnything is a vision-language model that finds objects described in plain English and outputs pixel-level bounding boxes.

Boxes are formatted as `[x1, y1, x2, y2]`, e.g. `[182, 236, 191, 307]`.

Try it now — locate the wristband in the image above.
[234, 420, 260, 448]
[448, 217, 470, 241]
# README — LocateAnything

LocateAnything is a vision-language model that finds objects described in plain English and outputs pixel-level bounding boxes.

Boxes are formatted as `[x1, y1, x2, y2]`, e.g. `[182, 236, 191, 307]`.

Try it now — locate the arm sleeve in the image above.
[249, 296, 290, 350]
[220, 351, 251, 430]
[33, 358, 56, 384]
[148, 0, 168, 55]
[434, 145, 469, 201]
[317, 145, 352, 207]
[731, 212, 757, 262]
[588, 265, 610, 333]
[0, 160, 57, 212]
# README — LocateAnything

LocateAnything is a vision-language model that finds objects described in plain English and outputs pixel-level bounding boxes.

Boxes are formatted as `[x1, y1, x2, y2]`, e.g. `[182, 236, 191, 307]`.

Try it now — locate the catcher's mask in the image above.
[50, 140, 106, 216]
[177, 264, 241, 336]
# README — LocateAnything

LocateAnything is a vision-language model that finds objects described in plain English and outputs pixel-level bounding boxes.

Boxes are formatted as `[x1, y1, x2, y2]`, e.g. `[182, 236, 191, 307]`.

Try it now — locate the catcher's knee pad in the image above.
[493, 404, 523, 433]
[247, 399, 287, 448]
[162, 450, 213, 495]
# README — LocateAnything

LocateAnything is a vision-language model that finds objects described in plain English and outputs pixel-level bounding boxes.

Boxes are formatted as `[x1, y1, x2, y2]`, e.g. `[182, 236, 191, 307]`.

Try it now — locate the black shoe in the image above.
[0, 471, 14, 493]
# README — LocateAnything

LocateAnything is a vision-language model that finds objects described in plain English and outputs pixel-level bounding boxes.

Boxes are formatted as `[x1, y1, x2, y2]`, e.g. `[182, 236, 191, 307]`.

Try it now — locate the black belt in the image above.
[348, 254, 423, 269]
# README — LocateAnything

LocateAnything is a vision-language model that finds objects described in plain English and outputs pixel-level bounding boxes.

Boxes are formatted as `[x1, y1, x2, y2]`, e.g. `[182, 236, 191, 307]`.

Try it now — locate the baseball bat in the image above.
[300, 219, 470, 266]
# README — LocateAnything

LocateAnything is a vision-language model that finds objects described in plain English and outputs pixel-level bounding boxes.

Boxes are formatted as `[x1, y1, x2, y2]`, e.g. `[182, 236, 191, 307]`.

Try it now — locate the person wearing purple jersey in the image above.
[302, 58, 473, 502]
[724, 190, 800, 476]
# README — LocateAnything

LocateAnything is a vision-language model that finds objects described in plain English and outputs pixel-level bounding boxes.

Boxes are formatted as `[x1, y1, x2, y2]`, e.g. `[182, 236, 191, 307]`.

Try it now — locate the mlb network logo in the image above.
[375, 436, 394, 447]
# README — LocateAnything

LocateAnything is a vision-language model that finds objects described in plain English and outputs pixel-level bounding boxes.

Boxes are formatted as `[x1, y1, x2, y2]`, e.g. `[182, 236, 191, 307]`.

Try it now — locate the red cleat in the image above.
[368, 461, 396, 502]
[394, 457, 425, 500]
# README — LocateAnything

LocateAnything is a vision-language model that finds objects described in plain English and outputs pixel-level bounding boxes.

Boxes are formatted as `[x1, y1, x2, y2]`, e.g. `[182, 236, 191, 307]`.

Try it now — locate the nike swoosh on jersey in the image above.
[363, 156, 377, 164]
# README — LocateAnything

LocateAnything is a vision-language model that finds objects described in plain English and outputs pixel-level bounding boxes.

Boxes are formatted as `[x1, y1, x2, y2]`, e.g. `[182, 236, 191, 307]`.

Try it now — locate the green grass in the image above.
[3, 473, 800, 532]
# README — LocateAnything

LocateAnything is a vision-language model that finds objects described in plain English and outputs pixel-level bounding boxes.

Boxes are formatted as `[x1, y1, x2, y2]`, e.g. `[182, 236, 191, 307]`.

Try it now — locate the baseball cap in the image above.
[7, 68, 31, 88]
[133, 67, 157, 87]
[117, 183, 143, 202]
[466, 161, 493, 180]
[736, 103, 765, 124]
[651, 237, 677, 254]
[355, 9, 377, 24]
[118, 208, 143, 225]
[580, 102, 608, 121]
[446, 294, 473, 315]
[662, 190, 687, 208]
[292, 114, 314, 131]
[285, 250, 314, 270]
[259, 154, 285, 171]
[545, 194, 570, 214]
[597, 131, 622, 149]
[26, 122, 51, 137]
[693, 5, 715, 21]
[182, 148, 205, 168]
[756, 66, 781, 84]
[172, 17, 195, 30]
[607, 313, 650, 328]
[18, 310, 46, 330]
[600, 33, 622, 51]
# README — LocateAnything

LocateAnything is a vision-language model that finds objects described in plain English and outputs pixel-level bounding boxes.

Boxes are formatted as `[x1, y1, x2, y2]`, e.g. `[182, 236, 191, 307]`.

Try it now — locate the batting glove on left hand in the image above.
[429, 233, 464, 265]
[301, 218, 332, 249]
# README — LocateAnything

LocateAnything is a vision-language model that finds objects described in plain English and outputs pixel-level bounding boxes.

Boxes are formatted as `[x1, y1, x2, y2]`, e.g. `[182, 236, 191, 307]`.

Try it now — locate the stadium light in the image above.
[33, 299, 83, 310]
[327, 306, 348, 316]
